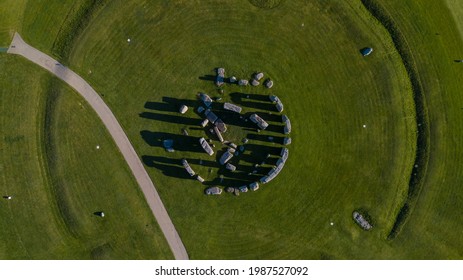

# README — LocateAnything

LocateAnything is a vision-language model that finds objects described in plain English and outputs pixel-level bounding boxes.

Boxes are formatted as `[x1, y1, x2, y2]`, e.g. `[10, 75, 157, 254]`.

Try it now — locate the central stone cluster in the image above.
[169, 68, 292, 196]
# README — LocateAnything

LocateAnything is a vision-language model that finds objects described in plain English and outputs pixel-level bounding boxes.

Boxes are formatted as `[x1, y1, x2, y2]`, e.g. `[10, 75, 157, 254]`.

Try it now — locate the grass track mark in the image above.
[52, 0, 108, 62]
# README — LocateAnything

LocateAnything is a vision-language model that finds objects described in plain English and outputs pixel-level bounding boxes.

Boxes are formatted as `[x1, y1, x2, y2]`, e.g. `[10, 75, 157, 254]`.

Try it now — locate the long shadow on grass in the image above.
[144, 101, 178, 113]
[247, 133, 286, 144]
[162, 96, 199, 108]
[230, 92, 275, 112]
[198, 74, 216, 82]
[139, 112, 201, 126]
[142, 155, 194, 180]
[140, 130, 204, 153]
[231, 92, 270, 102]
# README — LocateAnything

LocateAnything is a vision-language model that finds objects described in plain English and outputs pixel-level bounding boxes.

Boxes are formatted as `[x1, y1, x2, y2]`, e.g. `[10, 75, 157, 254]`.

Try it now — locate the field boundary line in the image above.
[7, 32, 188, 260]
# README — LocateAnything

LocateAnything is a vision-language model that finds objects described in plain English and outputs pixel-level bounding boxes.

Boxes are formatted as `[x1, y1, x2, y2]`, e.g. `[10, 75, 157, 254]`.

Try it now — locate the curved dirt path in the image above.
[7, 33, 188, 260]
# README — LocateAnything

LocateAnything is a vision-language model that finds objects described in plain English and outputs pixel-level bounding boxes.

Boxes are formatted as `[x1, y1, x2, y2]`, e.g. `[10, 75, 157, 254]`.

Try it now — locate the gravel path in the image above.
[7, 33, 188, 260]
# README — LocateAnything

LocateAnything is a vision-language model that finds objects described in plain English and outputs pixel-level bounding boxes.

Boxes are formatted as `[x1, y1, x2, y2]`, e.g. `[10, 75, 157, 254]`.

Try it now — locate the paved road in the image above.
[7, 33, 188, 260]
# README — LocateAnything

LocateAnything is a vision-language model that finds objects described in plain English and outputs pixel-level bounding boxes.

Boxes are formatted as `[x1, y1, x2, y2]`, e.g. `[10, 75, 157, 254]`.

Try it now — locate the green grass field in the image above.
[0, 0, 25, 46]
[0, 54, 171, 259]
[1, 0, 463, 259]
[68, 0, 418, 259]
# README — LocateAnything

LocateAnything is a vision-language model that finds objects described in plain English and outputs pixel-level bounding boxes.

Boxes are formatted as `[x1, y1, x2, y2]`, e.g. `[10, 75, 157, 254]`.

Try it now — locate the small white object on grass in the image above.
[301, 23, 305, 27]
[127, 38, 131, 43]
[330, 222, 334, 226]
[363, 124, 367, 128]
[96, 145, 100, 150]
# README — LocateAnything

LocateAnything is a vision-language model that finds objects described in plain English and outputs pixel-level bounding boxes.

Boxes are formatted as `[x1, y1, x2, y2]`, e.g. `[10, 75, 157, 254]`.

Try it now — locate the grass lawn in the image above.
[0, 54, 172, 259]
[3, 0, 463, 259]
[0, 0, 25, 46]
[371, 0, 463, 258]
[69, 0, 418, 259]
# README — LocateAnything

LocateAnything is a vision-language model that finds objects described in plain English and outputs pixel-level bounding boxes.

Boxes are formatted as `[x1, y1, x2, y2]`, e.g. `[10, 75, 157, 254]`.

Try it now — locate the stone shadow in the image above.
[253, 111, 284, 123]
[230, 92, 275, 111]
[140, 130, 204, 153]
[142, 155, 194, 180]
[139, 112, 202, 126]
[144, 101, 177, 113]
[246, 133, 286, 144]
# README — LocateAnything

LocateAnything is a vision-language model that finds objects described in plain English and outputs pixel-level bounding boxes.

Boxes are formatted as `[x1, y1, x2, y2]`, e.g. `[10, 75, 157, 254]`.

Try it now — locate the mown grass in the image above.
[372, 0, 463, 258]
[0, 55, 172, 259]
[360, 0, 431, 240]
[69, 0, 417, 259]
[0, 0, 26, 46]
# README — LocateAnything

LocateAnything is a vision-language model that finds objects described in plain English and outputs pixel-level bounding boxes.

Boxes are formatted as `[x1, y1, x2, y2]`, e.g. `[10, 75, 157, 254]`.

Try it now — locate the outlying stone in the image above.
[353, 211, 373, 230]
